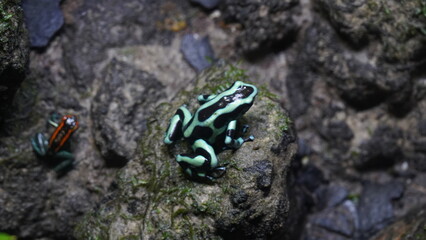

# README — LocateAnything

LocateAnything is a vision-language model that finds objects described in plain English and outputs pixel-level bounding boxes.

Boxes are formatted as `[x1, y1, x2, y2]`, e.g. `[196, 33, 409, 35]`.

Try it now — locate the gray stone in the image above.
[0, 0, 29, 132]
[356, 125, 403, 169]
[190, 0, 221, 9]
[221, 0, 300, 56]
[63, 0, 189, 91]
[315, 184, 349, 210]
[308, 1, 426, 112]
[180, 34, 215, 72]
[76, 63, 297, 239]
[419, 119, 426, 137]
[303, 200, 358, 240]
[21, 0, 63, 47]
[371, 204, 426, 240]
[310, 200, 358, 237]
[91, 59, 166, 166]
[358, 181, 404, 238]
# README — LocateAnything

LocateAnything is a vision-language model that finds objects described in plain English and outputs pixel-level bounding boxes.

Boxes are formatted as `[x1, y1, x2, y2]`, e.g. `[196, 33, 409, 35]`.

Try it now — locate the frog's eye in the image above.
[238, 85, 254, 97]
[64, 115, 78, 129]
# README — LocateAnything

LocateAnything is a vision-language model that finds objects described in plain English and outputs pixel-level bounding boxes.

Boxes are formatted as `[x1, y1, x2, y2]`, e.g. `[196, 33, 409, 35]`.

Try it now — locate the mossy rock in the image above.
[75, 63, 297, 239]
[0, 0, 29, 127]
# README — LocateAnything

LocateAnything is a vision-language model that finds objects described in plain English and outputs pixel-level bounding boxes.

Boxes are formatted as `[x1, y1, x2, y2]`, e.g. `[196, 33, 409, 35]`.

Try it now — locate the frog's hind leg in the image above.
[176, 139, 224, 180]
[164, 106, 192, 144]
[31, 133, 49, 157]
[224, 120, 254, 149]
[53, 151, 76, 173]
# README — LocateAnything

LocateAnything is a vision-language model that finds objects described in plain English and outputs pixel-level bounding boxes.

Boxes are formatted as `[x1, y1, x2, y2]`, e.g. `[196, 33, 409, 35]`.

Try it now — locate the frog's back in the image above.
[183, 109, 227, 145]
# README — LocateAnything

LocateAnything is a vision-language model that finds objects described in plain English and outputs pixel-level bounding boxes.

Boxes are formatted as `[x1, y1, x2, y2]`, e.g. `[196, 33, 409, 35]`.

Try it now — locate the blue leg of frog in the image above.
[164, 81, 258, 181]
[31, 132, 49, 157]
[224, 120, 254, 149]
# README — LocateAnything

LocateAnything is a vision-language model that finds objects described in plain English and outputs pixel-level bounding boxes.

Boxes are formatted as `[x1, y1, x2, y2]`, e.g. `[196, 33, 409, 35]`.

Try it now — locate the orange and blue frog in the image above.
[31, 113, 79, 173]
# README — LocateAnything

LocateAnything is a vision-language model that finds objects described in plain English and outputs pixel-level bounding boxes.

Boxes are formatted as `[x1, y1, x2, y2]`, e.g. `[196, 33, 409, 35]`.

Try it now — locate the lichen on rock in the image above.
[0, 0, 29, 129]
[76, 62, 297, 239]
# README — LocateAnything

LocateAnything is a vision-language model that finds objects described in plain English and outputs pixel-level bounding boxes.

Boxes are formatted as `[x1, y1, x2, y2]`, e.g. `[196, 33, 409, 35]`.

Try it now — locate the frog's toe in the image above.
[210, 166, 227, 179]
[242, 124, 250, 133]
[244, 135, 255, 142]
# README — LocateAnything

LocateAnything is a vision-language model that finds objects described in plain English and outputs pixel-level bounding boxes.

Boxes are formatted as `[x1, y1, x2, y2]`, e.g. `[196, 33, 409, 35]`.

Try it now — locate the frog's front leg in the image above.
[176, 139, 225, 180]
[224, 120, 254, 149]
[164, 106, 192, 144]
[47, 112, 61, 128]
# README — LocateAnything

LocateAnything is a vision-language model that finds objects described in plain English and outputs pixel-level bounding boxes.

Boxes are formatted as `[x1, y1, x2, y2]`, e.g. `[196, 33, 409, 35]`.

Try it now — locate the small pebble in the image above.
[180, 34, 215, 72]
[22, 0, 64, 47]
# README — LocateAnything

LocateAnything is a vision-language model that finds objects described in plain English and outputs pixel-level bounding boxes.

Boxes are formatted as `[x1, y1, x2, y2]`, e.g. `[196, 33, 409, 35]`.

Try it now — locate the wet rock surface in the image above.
[21, 0, 63, 48]
[91, 60, 166, 166]
[0, 0, 28, 131]
[76, 64, 297, 239]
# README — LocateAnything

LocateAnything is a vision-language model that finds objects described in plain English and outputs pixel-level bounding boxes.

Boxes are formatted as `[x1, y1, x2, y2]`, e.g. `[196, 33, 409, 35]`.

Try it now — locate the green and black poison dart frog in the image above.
[31, 113, 79, 173]
[164, 81, 258, 181]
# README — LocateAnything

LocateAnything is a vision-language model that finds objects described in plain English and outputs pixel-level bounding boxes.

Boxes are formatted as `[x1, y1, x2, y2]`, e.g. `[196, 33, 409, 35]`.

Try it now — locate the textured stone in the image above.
[307, 1, 426, 112]
[221, 0, 300, 56]
[356, 125, 403, 169]
[180, 34, 215, 72]
[304, 200, 358, 240]
[315, 184, 349, 210]
[63, 0, 189, 91]
[190, 0, 221, 9]
[21, 0, 63, 47]
[358, 181, 404, 238]
[91, 59, 166, 166]
[371, 205, 426, 240]
[76, 63, 297, 239]
[0, 0, 29, 132]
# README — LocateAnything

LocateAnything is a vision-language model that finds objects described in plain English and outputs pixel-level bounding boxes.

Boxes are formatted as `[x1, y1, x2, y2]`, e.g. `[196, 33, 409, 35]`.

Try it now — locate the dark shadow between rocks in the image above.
[103, 150, 128, 168]
[338, 85, 389, 111]
[243, 29, 299, 63]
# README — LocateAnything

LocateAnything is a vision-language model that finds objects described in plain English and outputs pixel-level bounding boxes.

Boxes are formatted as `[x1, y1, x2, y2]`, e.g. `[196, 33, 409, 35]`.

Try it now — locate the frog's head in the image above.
[63, 115, 79, 130]
[230, 81, 257, 101]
